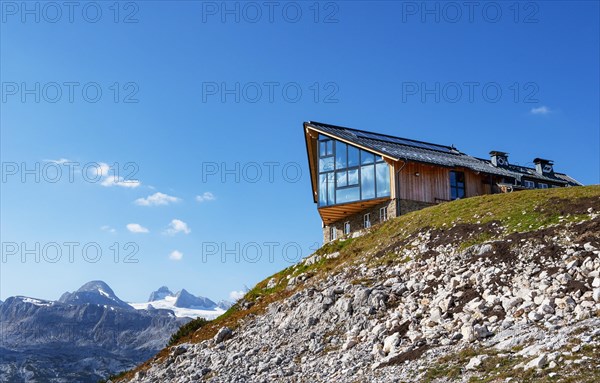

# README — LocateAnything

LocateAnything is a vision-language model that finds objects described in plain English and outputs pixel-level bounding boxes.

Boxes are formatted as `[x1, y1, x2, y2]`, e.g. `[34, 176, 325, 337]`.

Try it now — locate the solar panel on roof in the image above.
[351, 130, 453, 153]
[352, 131, 382, 141]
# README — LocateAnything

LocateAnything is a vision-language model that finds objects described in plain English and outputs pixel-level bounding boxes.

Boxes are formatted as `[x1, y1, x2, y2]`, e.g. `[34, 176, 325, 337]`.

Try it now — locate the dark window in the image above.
[523, 180, 535, 189]
[450, 171, 465, 200]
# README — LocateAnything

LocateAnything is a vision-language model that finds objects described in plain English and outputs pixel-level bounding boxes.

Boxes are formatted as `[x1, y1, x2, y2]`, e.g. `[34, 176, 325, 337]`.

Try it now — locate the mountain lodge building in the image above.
[303, 121, 582, 243]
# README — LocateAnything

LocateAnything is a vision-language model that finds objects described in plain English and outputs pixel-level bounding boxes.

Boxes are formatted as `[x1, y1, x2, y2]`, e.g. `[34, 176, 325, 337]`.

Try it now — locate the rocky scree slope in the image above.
[116, 186, 600, 383]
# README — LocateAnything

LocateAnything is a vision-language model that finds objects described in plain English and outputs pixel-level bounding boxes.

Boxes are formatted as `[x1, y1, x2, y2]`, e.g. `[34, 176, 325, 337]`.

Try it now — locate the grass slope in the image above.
[112, 185, 600, 382]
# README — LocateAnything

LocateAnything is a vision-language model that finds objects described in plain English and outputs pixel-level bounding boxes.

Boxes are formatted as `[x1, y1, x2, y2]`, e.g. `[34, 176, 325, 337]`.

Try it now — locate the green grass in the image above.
[244, 238, 356, 303]
[423, 347, 480, 382]
[219, 187, 598, 326]
[343, 186, 598, 266]
[113, 185, 600, 382]
[422, 340, 600, 383]
[313, 237, 355, 256]
[167, 317, 208, 346]
[371, 253, 412, 268]
[423, 347, 535, 383]
[224, 186, 599, 345]
[386, 188, 585, 238]
[99, 370, 129, 383]
[457, 232, 495, 251]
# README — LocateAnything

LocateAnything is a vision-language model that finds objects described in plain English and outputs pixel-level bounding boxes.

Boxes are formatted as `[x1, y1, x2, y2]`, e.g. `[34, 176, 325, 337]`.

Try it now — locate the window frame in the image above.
[364, 213, 371, 229]
[380, 207, 388, 222]
[449, 170, 466, 200]
[538, 183, 548, 189]
[344, 221, 350, 235]
[317, 135, 391, 207]
[330, 226, 337, 241]
[523, 180, 535, 189]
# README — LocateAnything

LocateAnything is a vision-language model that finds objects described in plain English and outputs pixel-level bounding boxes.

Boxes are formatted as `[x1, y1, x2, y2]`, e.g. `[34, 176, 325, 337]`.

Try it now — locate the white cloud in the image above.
[229, 290, 246, 301]
[126, 223, 149, 233]
[44, 158, 71, 164]
[169, 250, 183, 261]
[40, 160, 141, 188]
[100, 225, 116, 233]
[83, 162, 141, 188]
[530, 106, 551, 115]
[196, 192, 216, 202]
[135, 192, 180, 206]
[87, 162, 110, 178]
[164, 219, 191, 235]
[101, 176, 141, 188]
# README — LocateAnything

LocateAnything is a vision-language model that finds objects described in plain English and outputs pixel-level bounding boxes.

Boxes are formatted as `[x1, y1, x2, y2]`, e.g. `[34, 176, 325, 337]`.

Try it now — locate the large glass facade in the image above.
[318, 135, 391, 207]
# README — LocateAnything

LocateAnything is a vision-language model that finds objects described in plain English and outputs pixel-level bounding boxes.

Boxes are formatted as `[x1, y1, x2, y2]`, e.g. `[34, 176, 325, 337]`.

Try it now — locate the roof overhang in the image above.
[305, 122, 400, 162]
[318, 197, 390, 223]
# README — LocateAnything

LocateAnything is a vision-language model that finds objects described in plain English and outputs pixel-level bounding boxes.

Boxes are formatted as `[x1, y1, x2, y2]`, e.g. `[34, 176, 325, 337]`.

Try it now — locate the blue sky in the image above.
[1, 1, 599, 302]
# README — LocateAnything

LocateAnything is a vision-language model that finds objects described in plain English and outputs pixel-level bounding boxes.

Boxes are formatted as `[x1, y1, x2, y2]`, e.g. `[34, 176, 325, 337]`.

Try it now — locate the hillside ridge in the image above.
[114, 186, 600, 383]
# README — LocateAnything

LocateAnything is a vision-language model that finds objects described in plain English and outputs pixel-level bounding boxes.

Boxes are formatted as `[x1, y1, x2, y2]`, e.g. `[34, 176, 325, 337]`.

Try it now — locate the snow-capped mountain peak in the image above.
[77, 280, 117, 296]
[59, 280, 133, 310]
[174, 289, 217, 309]
[130, 286, 232, 319]
[148, 286, 174, 302]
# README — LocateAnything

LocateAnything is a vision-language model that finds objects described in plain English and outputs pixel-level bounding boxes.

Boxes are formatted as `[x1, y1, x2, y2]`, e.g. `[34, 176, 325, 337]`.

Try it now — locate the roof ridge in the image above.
[307, 121, 455, 151]
[305, 121, 578, 186]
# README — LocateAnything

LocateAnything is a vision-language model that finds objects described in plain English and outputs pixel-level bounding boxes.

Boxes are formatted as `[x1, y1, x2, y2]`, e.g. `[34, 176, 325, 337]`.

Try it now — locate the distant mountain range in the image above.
[129, 286, 232, 319]
[0, 281, 231, 382]
[149, 285, 217, 308]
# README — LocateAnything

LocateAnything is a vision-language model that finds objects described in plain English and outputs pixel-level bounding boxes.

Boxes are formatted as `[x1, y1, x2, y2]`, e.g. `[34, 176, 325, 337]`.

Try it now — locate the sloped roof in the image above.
[305, 121, 581, 186]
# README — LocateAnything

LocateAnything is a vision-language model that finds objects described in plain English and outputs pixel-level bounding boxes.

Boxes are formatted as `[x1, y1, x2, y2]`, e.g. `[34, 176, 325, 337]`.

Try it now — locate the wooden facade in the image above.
[304, 121, 581, 242]
[388, 161, 492, 204]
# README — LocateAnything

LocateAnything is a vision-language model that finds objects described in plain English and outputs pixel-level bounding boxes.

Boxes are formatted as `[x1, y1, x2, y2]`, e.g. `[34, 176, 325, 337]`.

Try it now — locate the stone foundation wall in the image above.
[322, 198, 437, 243]
[323, 199, 397, 243]
[398, 199, 436, 215]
